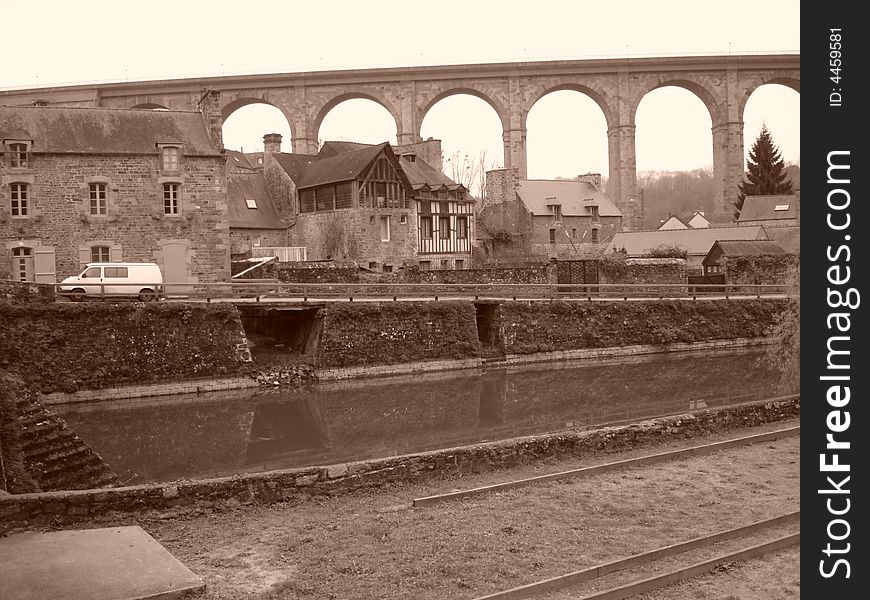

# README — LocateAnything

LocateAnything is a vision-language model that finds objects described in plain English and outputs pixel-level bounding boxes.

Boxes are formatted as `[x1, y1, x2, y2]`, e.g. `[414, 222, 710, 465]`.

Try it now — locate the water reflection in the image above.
[55, 347, 784, 485]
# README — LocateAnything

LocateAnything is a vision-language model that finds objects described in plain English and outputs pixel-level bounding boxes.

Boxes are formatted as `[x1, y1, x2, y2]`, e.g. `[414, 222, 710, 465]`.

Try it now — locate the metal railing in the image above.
[34, 281, 796, 303]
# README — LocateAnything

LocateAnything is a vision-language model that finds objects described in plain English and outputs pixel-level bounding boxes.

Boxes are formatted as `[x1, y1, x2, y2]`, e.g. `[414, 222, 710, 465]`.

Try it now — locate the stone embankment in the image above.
[0, 396, 799, 529]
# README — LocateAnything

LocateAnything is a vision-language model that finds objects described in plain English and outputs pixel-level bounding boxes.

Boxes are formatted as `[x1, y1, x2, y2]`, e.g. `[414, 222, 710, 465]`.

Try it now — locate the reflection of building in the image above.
[481, 168, 622, 259]
[1, 105, 229, 283]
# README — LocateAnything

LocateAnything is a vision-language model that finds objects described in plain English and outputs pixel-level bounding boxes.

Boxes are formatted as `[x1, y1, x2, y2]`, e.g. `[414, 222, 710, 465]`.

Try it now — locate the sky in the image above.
[1, 0, 799, 189]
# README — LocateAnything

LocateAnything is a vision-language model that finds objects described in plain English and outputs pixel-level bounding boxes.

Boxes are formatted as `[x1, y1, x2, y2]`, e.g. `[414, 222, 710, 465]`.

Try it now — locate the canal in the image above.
[54, 347, 784, 485]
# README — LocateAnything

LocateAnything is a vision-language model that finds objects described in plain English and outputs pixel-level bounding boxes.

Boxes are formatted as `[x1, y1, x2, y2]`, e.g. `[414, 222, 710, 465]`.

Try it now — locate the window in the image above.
[163, 183, 180, 214]
[420, 216, 433, 238]
[368, 261, 378, 270]
[774, 204, 790, 211]
[379, 215, 390, 241]
[400, 214, 408, 224]
[104, 267, 129, 278]
[456, 216, 468, 239]
[89, 183, 108, 215]
[419, 260, 431, 271]
[552, 204, 562, 222]
[91, 245, 110, 262]
[11, 247, 33, 282]
[590, 229, 599, 243]
[549, 229, 556, 244]
[439, 216, 450, 239]
[162, 146, 180, 172]
[455, 259, 464, 270]
[244, 197, 258, 209]
[440, 259, 450, 269]
[82, 267, 101, 278]
[10, 183, 28, 216]
[8, 142, 29, 168]
[590, 205, 600, 220]
[571, 228, 577, 238]
[383, 265, 393, 273]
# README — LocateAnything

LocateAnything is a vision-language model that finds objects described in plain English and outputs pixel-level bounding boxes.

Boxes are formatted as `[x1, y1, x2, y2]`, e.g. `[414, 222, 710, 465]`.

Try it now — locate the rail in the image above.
[29, 281, 798, 303]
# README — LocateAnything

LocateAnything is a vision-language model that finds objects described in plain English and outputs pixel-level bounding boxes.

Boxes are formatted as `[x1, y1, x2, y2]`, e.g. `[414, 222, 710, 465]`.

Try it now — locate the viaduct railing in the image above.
[17, 281, 798, 303]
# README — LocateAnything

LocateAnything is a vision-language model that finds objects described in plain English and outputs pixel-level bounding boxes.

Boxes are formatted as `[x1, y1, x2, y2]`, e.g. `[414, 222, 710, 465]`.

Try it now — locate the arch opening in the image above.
[526, 89, 609, 181]
[419, 93, 504, 197]
[317, 98, 398, 148]
[222, 101, 293, 153]
[742, 83, 800, 170]
[635, 86, 715, 230]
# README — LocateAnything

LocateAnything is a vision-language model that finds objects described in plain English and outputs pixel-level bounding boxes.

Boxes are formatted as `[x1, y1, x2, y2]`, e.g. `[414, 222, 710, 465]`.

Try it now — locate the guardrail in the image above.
[36, 281, 797, 303]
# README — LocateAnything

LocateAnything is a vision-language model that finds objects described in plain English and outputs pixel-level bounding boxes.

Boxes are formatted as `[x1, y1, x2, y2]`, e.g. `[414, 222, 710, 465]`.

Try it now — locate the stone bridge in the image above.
[0, 54, 799, 227]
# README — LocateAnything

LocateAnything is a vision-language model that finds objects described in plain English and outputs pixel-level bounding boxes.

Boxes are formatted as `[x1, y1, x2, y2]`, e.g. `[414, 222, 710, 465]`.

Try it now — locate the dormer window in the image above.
[5, 140, 31, 169]
[774, 204, 790, 211]
[548, 204, 562, 222]
[158, 144, 182, 172]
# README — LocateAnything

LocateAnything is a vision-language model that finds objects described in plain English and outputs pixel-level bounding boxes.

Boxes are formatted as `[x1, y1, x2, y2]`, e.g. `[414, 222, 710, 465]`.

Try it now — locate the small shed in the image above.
[702, 240, 792, 284]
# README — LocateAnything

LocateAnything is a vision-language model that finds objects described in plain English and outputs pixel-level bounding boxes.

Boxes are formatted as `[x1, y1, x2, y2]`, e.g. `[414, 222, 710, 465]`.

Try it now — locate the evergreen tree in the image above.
[734, 124, 794, 219]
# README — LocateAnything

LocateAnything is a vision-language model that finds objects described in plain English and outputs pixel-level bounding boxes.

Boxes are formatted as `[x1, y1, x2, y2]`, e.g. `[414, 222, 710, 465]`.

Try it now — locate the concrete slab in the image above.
[0, 526, 204, 600]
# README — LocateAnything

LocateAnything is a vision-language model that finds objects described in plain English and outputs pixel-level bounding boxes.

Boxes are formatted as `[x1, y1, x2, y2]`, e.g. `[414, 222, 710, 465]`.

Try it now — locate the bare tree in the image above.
[444, 150, 500, 199]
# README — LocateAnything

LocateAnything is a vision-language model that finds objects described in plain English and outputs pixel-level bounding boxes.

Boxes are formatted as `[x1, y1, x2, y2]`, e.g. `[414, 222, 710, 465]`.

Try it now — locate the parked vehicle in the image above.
[59, 262, 164, 302]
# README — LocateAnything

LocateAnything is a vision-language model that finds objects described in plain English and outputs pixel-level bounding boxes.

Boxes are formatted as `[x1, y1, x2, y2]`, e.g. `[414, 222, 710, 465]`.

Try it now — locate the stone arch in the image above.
[416, 87, 509, 140]
[310, 92, 400, 144]
[219, 98, 296, 150]
[738, 75, 800, 118]
[527, 84, 615, 129]
[630, 77, 723, 127]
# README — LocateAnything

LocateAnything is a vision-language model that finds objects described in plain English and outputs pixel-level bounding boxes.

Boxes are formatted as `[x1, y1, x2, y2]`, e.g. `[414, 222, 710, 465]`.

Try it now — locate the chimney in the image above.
[485, 168, 519, 205]
[263, 133, 283, 154]
[577, 172, 602, 192]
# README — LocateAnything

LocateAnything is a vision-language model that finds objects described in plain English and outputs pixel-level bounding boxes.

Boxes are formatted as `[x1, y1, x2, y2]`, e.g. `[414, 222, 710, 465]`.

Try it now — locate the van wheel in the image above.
[70, 288, 86, 302]
[138, 288, 158, 302]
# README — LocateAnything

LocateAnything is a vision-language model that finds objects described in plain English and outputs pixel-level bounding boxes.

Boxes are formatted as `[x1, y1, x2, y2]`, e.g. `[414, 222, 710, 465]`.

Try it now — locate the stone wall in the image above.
[229, 229, 288, 256]
[317, 301, 480, 368]
[0, 280, 55, 304]
[0, 396, 799, 528]
[0, 302, 251, 394]
[498, 298, 786, 354]
[1, 152, 230, 282]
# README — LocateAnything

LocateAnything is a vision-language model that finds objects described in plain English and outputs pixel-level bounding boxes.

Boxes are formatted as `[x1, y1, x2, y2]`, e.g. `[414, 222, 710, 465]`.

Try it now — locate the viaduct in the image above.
[0, 53, 799, 228]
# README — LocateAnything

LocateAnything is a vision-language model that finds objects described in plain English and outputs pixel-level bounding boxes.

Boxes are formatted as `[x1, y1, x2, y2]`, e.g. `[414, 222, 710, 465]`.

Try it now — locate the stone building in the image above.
[481, 168, 622, 259]
[1, 105, 229, 284]
[225, 149, 289, 259]
[262, 136, 473, 270]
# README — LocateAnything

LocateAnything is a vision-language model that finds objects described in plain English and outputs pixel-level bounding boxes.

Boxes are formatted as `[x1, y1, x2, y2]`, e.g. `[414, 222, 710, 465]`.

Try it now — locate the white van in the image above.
[59, 262, 164, 302]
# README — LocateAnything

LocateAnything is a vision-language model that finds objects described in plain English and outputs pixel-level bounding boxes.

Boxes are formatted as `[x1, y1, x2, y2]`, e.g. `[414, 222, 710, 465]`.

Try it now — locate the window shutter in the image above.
[110, 244, 123, 262]
[33, 246, 56, 284]
[78, 245, 91, 267]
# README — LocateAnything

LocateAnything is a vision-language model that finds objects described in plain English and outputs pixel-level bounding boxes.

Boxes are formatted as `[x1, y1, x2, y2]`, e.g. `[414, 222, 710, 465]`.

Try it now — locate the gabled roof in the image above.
[686, 211, 711, 228]
[318, 140, 374, 158]
[709, 240, 788, 257]
[399, 154, 457, 188]
[272, 152, 317, 183]
[297, 142, 405, 189]
[516, 179, 621, 217]
[226, 149, 257, 173]
[0, 105, 219, 155]
[606, 225, 768, 256]
[658, 215, 689, 230]
[738, 195, 800, 223]
[227, 171, 285, 230]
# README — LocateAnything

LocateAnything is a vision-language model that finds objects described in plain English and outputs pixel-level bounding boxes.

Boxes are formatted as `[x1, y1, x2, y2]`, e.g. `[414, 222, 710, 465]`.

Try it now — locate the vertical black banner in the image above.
[803, 2, 868, 597]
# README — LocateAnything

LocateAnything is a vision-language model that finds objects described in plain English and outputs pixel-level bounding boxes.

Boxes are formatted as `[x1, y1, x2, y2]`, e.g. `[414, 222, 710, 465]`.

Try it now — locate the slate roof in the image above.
[765, 226, 800, 254]
[606, 225, 768, 257]
[738, 195, 800, 223]
[516, 179, 621, 217]
[399, 154, 457, 188]
[709, 240, 788, 257]
[226, 149, 257, 173]
[227, 172, 285, 229]
[272, 152, 317, 183]
[0, 105, 219, 155]
[318, 141, 375, 158]
[297, 143, 401, 189]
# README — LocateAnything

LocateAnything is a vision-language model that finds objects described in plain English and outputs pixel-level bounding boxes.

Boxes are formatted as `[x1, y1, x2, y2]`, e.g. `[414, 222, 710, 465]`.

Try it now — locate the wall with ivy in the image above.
[0, 302, 251, 394]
